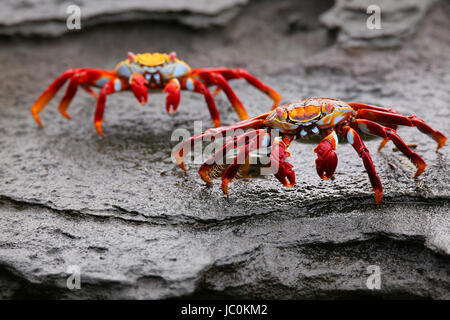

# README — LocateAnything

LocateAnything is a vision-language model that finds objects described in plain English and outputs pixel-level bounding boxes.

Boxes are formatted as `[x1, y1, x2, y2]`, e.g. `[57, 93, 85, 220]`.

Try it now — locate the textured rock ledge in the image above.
[0, 0, 247, 36]
[319, 0, 438, 48]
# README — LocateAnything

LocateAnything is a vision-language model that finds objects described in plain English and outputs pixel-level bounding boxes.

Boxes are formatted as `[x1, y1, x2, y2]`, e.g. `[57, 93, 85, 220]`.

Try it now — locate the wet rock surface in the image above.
[0, 0, 449, 299]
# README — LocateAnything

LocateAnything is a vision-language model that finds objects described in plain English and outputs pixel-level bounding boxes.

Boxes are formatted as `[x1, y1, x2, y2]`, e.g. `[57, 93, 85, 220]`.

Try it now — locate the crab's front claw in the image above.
[130, 73, 148, 105]
[271, 137, 295, 187]
[314, 139, 338, 180]
[163, 79, 181, 114]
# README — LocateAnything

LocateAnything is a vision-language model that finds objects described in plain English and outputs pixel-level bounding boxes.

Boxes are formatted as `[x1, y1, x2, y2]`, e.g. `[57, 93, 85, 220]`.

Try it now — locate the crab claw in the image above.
[314, 139, 338, 180]
[271, 137, 295, 187]
[130, 73, 148, 105]
[163, 79, 181, 114]
[274, 161, 296, 187]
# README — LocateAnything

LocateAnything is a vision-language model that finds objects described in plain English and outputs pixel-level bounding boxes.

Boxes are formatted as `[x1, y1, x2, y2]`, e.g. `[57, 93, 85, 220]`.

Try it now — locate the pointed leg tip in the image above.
[221, 183, 229, 195]
[413, 169, 425, 178]
[60, 111, 72, 120]
[285, 183, 294, 188]
[32, 113, 44, 128]
[374, 191, 383, 205]
[199, 169, 213, 185]
[377, 139, 389, 152]
[432, 133, 446, 151]
[178, 162, 187, 172]
[436, 140, 446, 151]
[413, 161, 426, 178]
[95, 124, 104, 137]
[200, 175, 213, 185]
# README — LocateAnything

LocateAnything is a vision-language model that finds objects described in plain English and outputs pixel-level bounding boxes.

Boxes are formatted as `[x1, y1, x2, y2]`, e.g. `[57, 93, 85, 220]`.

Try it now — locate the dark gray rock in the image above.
[320, 0, 438, 48]
[0, 0, 247, 36]
[0, 0, 448, 299]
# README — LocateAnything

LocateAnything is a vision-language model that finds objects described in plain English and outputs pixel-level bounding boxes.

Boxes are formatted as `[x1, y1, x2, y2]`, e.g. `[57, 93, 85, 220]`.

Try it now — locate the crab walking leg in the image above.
[163, 78, 181, 114]
[340, 125, 383, 204]
[229, 68, 281, 109]
[271, 135, 295, 187]
[197, 68, 281, 109]
[348, 102, 396, 113]
[174, 127, 240, 172]
[31, 69, 76, 127]
[210, 73, 249, 121]
[348, 103, 398, 150]
[377, 124, 398, 151]
[221, 130, 267, 194]
[185, 79, 221, 127]
[94, 77, 129, 137]
[80, 84, 98, 99]
[352, 119, 426, 178]
[173, 115, 269, 171]
[314, 131, 339, 180]
[198, 135, 238, 184]
[199, 129, 267, 184]
[212, 86, 222, 97]
[57, 76, 80, 120]
[356, 109, 447, 151]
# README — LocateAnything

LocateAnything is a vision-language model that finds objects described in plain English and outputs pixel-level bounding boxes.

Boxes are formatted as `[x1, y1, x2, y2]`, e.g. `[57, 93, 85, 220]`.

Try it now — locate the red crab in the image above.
[31, 52, 281, 136]
[174, 98, 447, 204]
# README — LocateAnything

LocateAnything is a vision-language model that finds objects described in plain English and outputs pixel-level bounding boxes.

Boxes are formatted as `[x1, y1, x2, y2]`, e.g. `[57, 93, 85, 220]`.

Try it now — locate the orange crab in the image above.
[31, 52, 281, 136]
[174, 98, 447, 204]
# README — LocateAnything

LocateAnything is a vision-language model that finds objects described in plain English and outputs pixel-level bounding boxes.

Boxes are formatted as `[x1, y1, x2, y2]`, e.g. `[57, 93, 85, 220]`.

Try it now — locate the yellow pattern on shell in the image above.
[288, 105, 322, 123]
[135, 53, 171, 66]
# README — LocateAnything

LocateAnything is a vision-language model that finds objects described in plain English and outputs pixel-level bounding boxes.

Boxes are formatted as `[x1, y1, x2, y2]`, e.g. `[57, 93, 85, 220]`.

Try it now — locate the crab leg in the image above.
[212, 86, 222, 97]
[94, 77, 130, 137]
[194, 72, 248, 121]
[199, 130, 266, 184]
[339, 125, 383, 204]
[376, 124, 398, 151]
[348, 102, 397, 151]
[31, 68, 119, 127]
[229, 68, 281, 109]
[211, 73, 248, 120]
[80, 84, 98, 99]
[352, 119, 426, 178]
[271, 135, 295, 187]
[348, 103, 398, 150]
[356, 109, 447, 151]
[174, 112, 270, 172]
[195, 68, 281, 109]
[221, 130, 267, 194]
[57, 76, 80, 120]
[348, 103, 398, 151]
[314, 131, 339, 180]
[31, 69, 76, 127]
[348, 102, 396, 113]
[184, 78, 220, 127]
